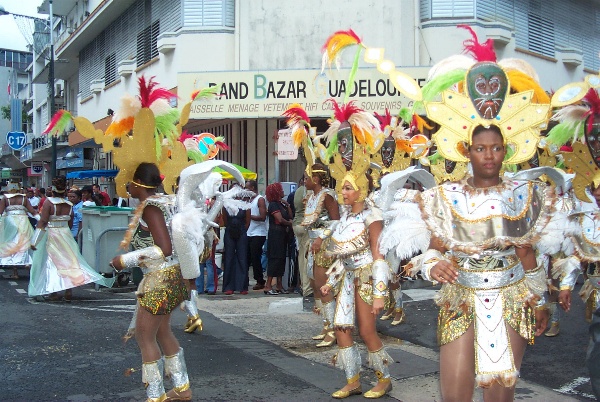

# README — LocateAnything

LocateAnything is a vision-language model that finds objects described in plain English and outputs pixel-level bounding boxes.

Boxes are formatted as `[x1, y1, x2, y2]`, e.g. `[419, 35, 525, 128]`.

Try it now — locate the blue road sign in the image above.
[6, 131, 27, 151]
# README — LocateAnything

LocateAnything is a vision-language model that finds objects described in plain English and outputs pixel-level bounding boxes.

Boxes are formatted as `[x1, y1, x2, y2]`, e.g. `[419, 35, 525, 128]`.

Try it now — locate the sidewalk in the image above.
[196, 284, 579, 401]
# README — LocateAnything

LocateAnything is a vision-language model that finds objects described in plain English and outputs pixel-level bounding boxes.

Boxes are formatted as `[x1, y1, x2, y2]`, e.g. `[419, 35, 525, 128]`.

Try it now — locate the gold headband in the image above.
[131, 180, 158, 189]
[312, 169, 327, 174]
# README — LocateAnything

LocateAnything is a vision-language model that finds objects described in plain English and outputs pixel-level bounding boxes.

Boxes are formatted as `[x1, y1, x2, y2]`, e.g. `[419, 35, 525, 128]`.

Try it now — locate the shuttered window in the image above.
[137, 20, 160, 67]
[78, 0, 182, 99]
[183, 0, 235, 27]
[420, 0, 474, 20]
[105, 53, 116, 85]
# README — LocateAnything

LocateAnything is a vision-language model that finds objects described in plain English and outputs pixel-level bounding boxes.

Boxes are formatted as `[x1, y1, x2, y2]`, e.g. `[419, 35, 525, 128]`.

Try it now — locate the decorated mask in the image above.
[337, 121, 354, 169]
[380, 136, 396, 168]
[467, 62, 508, 120]
[585, 115, 600, 165]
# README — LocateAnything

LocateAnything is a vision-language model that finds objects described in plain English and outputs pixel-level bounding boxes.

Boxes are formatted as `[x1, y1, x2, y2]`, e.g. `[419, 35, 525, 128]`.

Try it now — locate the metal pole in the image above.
[49, 0, 56, 178]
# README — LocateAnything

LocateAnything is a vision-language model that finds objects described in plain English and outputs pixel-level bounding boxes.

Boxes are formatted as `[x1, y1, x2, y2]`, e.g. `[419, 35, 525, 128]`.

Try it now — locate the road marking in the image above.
[16, 289, 27, 294]
[403, 289, 438, 302]
[0, 269, 5, 272]
[553, 377, 595, 399]
[8, 281, 17, 286]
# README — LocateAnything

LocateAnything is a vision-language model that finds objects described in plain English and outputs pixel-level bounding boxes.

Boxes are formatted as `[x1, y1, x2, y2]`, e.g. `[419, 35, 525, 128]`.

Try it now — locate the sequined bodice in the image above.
[421, 177, 550, 253]
[301, 188, 336, 229]
[328, 210, 370, 259]
[131, 195, 176, 251]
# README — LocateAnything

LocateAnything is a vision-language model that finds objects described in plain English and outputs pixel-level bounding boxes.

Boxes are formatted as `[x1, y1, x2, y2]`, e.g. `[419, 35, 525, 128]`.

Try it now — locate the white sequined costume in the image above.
[382, 176, 557, 388]
[325, 202, 390, 328]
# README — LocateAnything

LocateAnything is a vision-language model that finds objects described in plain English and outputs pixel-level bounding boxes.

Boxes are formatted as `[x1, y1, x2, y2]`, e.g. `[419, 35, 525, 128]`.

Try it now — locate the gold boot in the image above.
[380, 304, 395, 321]
[316, 331, 336, 348]
[364, 377, 392, 399]
[545, 322, 560, 337]
[390, 308, 405, 326]
[312, 327, 327, 340]
[184, 316, 203, 333]
[184, 317, 193, 331]
[332, 374, 362, 399]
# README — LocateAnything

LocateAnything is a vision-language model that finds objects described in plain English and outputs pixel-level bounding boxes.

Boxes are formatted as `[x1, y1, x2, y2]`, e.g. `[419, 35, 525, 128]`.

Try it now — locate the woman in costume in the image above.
[111, 163, 191, 401]
[320, 159, 392, 399]
[264, 182, 293, 294]
[282, 105, 341, 346]
[301, 162, 339, 347]
[380, 26, 557, 401]
[29, 176, 113, 301]
[310, 98, 392, 399]
[0, 189, 38, 279]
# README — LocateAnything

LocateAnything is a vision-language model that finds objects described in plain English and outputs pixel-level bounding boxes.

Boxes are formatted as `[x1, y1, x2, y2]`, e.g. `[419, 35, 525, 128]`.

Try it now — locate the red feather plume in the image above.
[321, 29, 362, 53]
[178, 130, 194, 143]
[583, 88, 600, 134]
[374, 109, 392, 131]
[215, 141, 230, 151]
[328, 99, 362, 122]
[282, 105, 310, 126]
[138, 76, 174, 108]
[457, 24, 496, 62]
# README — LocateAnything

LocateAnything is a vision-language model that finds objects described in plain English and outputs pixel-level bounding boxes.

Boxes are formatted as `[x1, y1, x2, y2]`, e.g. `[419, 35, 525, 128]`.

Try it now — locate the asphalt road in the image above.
[0, 270, 595, 401]
[0, 273, 345, 402]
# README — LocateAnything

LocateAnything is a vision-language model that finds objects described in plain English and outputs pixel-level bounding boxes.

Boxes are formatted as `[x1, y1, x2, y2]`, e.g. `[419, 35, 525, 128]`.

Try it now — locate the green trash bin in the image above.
[81, 206, 134, 277]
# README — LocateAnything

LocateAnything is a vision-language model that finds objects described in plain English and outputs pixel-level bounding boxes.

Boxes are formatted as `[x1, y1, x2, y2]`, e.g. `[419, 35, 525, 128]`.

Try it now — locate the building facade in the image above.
[23, 0, 600, 193]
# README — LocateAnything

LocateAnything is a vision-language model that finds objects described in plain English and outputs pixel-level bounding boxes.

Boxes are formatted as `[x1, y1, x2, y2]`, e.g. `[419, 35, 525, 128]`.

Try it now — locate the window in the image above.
[183, 0, 235, 27]
[105, 53, 116, 85]
[136, 20, 160, 67]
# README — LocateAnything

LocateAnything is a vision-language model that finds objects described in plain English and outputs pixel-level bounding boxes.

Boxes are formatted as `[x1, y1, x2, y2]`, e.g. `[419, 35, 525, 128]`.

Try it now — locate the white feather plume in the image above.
[498, 58, 540, 83]
[427, 55, 474, 81]
[113, 93, 141, 121]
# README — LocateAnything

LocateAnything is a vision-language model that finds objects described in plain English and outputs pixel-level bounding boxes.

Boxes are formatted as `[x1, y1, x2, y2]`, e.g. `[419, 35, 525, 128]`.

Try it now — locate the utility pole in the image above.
[49, 0, 56, 178]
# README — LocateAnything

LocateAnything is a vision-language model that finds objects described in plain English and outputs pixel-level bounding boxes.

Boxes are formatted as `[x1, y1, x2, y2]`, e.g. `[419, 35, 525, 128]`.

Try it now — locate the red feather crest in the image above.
[457, 25, 496, 62]
[282, 105, 310, 126]
[374, 109, 392, 131]
[583, 88, 600, 133]
[137, 76, 174, 108]
[327, 99, 362, 122]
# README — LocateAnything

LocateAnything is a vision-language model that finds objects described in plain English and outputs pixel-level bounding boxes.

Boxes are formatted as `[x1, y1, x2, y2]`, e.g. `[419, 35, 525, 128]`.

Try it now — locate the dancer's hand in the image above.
[534, 308, 549, 336]
[558, 289, 571, 312]
[430, 261, 458, 284]
[110, 256, 123, 271]
[320, 284, 331, 296]
[311, 238, 323, 254]
[372, 297, 385, 315]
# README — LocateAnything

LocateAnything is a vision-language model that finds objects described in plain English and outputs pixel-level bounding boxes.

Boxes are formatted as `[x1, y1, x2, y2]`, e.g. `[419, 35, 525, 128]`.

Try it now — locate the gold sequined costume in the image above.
[123, 195, 187, 320]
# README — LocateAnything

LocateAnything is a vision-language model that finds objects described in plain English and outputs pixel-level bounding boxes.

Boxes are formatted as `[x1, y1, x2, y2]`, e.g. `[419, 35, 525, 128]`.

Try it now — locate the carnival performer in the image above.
[320, 166, 392, 399]
[301, 162, 340, 347]
[110, 163, 192, 401]
[379, 26, 561, 401]
[543, 83, 600, 325]
[0, 189, 38, 279]
[28, 176, 113, 300]
[284, 104, 341, 343]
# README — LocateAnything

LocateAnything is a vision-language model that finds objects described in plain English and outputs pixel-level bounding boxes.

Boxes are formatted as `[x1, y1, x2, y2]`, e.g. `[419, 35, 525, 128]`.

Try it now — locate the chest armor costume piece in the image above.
[301, 187, 338, 276]
[325, 207, 389, 329]
[419, 178, 554, 388]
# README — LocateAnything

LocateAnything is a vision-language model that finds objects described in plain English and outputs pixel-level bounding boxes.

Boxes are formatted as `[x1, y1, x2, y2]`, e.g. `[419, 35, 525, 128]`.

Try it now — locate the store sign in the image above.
[179, 67, 429, 119]
[56, 147, 84, 169]
[277, 129, 297, 160]
[30, 162, 44, 176]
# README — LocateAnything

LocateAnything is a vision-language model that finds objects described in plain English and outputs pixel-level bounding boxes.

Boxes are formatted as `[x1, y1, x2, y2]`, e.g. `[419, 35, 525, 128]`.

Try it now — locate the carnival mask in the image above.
[337, 122, 354, 170]
[585, 115, 600, 165]
[380, 136, 396, 168]
[467, 62, 508, 120]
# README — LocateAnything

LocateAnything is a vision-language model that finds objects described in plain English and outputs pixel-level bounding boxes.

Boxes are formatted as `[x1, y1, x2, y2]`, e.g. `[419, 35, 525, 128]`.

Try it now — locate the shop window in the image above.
[136, 20, 159, 67]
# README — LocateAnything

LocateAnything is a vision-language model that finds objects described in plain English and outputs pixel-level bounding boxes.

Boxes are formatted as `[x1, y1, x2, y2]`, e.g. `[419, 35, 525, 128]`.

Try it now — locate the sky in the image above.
[0, 0, 47, 51]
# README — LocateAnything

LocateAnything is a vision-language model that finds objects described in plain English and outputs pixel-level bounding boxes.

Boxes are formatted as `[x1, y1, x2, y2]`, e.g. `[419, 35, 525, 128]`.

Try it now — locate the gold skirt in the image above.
[138, 265, 188, 315]
[437, 280, 535, 346]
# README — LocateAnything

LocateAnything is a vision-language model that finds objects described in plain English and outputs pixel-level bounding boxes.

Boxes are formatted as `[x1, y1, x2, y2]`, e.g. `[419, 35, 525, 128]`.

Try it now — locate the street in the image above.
[0, 270, 595, 401]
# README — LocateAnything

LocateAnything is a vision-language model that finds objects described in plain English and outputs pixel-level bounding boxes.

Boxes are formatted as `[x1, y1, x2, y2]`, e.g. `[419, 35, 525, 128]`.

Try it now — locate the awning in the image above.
[213, 163, 257, 181]
[66, 169, 118, 179]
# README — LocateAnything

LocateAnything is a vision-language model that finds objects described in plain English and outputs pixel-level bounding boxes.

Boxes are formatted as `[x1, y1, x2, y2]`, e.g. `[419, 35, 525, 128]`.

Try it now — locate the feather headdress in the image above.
[42, 109, 73, 137]
[282, 103, 312, 148]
